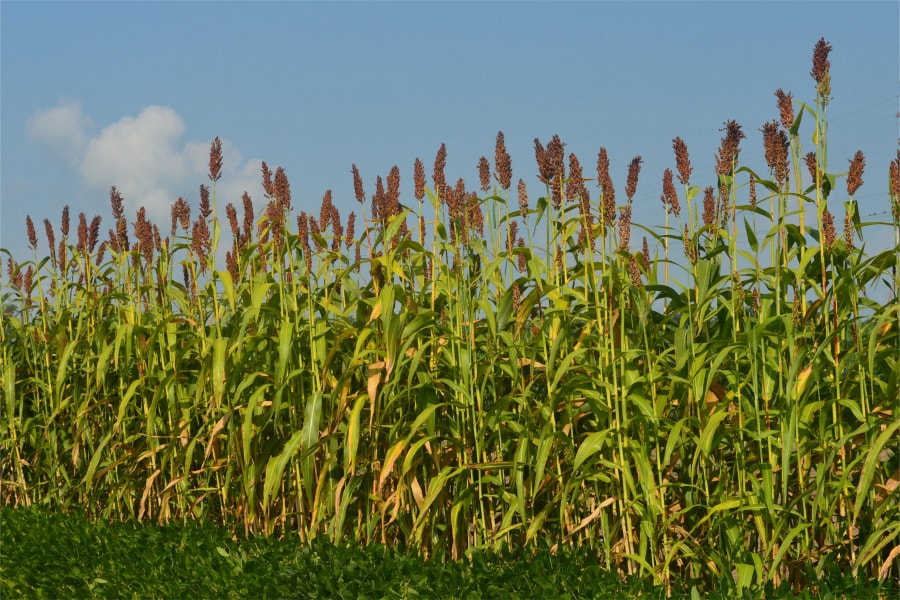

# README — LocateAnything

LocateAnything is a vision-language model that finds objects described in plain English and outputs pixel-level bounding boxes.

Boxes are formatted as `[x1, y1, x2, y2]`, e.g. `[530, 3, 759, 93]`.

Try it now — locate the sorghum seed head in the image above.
[61, 205, 70, 237]
[775, 89, 794, 131]
[352, 164, 366, 204]
[261, 161, 275, 197]
[77, 212, 88, 253]
[749, 173, 757, 209]
[625, 156, 642, 200]
[208, 136, 223, 182]
[26, 216, 37, 249]
[844, 210, 855, 251]
[320, 190, 334, 231]
[199, 185, 211, 220]
[822, 208, 836, 250]
[641, 236, 650, 270]
[494, 131, 512, 190]
[110, 187, 124, 221]
[761, 120, 790, 186]
[413, 158, 425, 200]
[703, 186, 716, 227]
[386, 165, 401, 217]
[226, 203, 239, 239]
[673, 137, 693, 185]
[274, 167, 291, 212]
[662, 168, 681, 217]
[88, 215, 101, 253]
[346, 212, 356, 250]
[517, 179, 529, 218]
[517, 237, 526, 273]
[433, 143, 447, 195]
[618, 204, 632, 252]
[43, 218, 56, 256]
[846, 150, 865, 196]
[805, 152, 818, 184]
[811, 37, 832, 85]
[629, 254, 643, 289]
[372, 175, 386, 223]
[478, 156, 491, 192]
[715, 120, 745, 177]
[242, 192, 254, 245]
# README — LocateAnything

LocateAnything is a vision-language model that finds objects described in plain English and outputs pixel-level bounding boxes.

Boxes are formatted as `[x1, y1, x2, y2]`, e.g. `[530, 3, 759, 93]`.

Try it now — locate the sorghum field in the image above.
[2, 39, 898, 596]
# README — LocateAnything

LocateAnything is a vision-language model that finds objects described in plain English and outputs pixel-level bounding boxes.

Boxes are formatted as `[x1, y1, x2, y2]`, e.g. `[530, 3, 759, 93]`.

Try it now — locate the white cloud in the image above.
[26, 102, 265, 228]
[25, 98, 93, 166]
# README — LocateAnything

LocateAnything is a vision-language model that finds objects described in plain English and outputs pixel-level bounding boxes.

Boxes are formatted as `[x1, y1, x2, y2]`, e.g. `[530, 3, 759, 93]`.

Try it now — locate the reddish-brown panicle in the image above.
[199, 185, 212, 220]
[61, 205, 70, 238]
[494, 131, 512, 190]
[386, 165, 401, 218]
[641, 237, 650, 270]
[478, 156, 491, 192]
[88, 215, 101, 253]
[629, 254, 643, 289]
[242, 193, 254, 245]
[811, 37, 832, 85]
[320, 190, 334, 231]
[208, 136, 223, 182]
[261, 161, 275, 197]
[110, 188, 124, 221]
[372, 176, 386, 223]
[822, 208, 836, 249]
[846, 150, 865, 196]
[413, 158, 425, 200]
[43, 219, 56, 257]
[433, 143, 447, 195]
[274, 167, 291, 212]
[749, 173, 757, 209]
[761, 121, 790, 186]
[805, 152, 818, 184]
[662, 168, 681, 217]
[351, 164, 366, 204]
[346, 212, 356, 250]
[715, 120, 745, 177]
[672, 137, 693, 185]
[26, 216, 37, 250]
[567, 153, 585, 203]
[618, 204, 632, 251]
[774, 89, 794, 131]
[226, 203, 239, 240]
[843, 210, 855, 251]
[890, 150, 900, 205]
[517, 179, 529, 218]
[76, 212, 88, 253]
[703, 186, 716, 227]
[625, 156, 643, 200]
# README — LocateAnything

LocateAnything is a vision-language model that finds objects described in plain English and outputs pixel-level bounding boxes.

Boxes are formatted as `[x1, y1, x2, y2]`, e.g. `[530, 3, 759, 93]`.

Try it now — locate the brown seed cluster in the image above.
[672, 137, 692, 186]
[804, 152, 818, 184]
[625, 156, 643, 200]
[208, 136, 223, 182]
[352, 164, 366, 204]
[661, 168, 681, 217]
[494, 131, 512, 190]
[596, 148, 616, 226]
[846, 150, 865, 196]
[26, 216, 37, 250]
[761, 121, 790, 187]
[618, 204, 632, 252]
[433, 143, 447, 196]
[811, 38, 832, 89]
[478, 156, 491, 192]
[715, 120, 746, 178]
[843, 210, 855, 251]
[749, 173, 757, 210]
[822, 208, 836, 250]
[774, 89, 794, 131]
[890, 150, 900, 222]
[702, 186, 716, 228]
[413, 158, 425, 201]
[517, 179, 529, 219]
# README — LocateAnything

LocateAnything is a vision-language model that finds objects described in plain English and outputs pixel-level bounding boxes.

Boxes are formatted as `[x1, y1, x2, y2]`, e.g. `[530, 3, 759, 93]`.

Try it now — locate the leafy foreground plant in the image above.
[2, 507, 892, 599]
[2, 38, 899, 597]
[0, 506, 656, 599]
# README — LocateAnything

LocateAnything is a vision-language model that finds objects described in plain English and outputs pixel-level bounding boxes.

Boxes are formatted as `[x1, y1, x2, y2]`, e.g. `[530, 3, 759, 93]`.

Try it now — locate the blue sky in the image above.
[2, 1, 898, 269]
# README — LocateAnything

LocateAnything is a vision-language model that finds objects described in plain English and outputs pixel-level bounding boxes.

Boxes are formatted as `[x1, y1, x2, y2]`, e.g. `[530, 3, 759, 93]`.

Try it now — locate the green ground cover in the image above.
[2, 507, 894, 599]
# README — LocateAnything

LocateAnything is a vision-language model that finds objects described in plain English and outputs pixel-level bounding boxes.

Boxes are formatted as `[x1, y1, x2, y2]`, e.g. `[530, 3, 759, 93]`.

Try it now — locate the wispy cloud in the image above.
[26, 98, 93, 167]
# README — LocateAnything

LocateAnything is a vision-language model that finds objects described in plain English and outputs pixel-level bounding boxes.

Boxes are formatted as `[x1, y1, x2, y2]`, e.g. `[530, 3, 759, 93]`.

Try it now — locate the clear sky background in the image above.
[2, 1, 898, 272]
